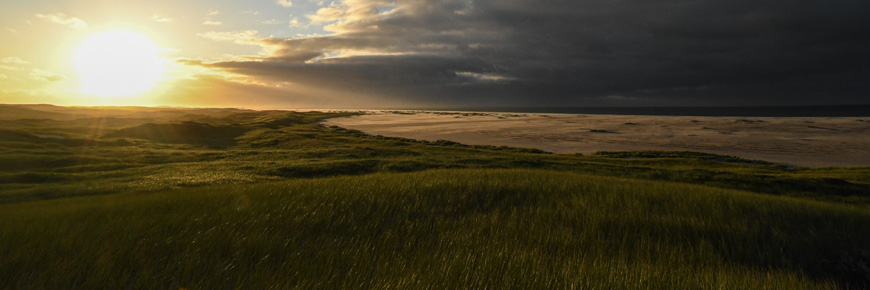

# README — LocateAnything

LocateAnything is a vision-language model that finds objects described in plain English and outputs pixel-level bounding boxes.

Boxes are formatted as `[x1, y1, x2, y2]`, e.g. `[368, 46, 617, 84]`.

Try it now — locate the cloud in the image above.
[0, 65, 18, 71]
[198, 30, 261, 46]
[191, 0, 870, 107]
[203, 10, 222, 26]
[455, 71, 515, 83]
[29, 69, 67, 82]
[5, 28, 17, 34]
[35, 13, 87, 30]
[151, 14, 172, 23]
[0, 74, 7, 79]
[276, 0, 293, 8]
[306, 7, 344, 25]
[2, 57, 29, 65]
[262, 19, 284, 25]
[148, 74, 390, 109]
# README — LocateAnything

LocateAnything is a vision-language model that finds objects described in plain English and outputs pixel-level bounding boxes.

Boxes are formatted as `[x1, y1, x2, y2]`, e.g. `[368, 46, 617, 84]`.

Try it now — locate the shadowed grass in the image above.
[1, 169, 867, 289]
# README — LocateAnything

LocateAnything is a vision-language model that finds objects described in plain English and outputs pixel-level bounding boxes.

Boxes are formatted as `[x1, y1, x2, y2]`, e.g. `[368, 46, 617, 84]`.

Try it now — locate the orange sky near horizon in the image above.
[0, 0, 394, 109]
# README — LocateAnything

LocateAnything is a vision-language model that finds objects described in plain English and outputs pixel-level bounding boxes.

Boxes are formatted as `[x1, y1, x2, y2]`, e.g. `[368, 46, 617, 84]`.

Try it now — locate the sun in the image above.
[74, 31, 165, 97]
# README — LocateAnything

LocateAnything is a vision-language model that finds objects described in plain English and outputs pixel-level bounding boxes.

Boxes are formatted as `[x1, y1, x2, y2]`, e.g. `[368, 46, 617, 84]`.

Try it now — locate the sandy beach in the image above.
[325, 111, 870, 167]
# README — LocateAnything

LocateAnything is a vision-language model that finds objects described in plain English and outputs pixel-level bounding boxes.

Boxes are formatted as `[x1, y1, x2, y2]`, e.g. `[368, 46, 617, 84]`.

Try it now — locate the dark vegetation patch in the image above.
[808, 125, 843, 131]
[0, 129, 41, 142]
[106, 122, 249, 147]
[640, 168, 869, 201]
[0, 105, 71, 120]
[431, 111, 490, 117]
[384, 110, 419, 115]
[0, 172, 68, 184]
[235, 128, 309, 148]
[0, 129, 100, 147]
[269, 159, 383, 178]
[0, 154, 125, 173]
[593, 151, 769, 165]
[51, 163, 141, 173]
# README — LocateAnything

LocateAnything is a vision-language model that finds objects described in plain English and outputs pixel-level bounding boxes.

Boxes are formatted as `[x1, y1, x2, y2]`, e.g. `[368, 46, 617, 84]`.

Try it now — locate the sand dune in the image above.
[325, 111, 870, 167]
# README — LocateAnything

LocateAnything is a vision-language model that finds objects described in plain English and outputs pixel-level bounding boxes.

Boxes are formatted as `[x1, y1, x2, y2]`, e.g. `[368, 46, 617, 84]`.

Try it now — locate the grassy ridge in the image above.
[2, 169, 868, 289]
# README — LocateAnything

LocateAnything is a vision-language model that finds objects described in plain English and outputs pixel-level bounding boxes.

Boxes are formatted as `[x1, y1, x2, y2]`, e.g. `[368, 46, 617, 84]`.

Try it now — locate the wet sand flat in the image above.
[324, 111, 870, 167]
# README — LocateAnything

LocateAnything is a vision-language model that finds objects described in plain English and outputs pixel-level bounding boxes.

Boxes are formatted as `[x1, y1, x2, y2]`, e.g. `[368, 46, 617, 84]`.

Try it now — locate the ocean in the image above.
[422, 105, 870, 117]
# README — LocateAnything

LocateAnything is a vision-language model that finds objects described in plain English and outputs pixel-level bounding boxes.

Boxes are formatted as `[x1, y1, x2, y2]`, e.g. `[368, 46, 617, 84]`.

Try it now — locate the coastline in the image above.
[324, 110, 870, 167]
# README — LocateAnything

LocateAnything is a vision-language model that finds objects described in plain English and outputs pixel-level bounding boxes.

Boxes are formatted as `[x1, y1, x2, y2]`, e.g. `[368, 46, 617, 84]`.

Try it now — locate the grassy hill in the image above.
[0, 105, 868, 289]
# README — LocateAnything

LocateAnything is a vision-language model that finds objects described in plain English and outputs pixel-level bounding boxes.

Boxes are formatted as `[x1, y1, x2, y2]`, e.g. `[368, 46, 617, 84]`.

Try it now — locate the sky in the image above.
[0, 0, 868, 109]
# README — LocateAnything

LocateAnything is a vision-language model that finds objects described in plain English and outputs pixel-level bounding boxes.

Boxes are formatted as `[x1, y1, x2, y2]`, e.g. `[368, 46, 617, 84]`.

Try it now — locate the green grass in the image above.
[2, 169, 868, 289]
[0, 105, 869, 289]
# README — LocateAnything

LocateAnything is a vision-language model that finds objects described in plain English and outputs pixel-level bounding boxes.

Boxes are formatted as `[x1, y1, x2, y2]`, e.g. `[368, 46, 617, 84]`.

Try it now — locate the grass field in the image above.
[1, 105, 869, 289]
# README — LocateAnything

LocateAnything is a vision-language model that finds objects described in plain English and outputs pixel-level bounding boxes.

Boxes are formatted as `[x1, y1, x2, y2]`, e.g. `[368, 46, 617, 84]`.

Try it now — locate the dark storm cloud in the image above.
[200, 0, 870, 107]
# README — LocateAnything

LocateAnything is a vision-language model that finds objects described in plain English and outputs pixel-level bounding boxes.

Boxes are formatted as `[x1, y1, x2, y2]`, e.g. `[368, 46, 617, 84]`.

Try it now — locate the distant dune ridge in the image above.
[325, 111, 870, 167]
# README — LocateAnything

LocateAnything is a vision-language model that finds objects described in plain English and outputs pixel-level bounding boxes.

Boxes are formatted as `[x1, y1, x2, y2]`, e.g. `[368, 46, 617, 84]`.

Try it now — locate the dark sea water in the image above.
[426, 105, 870, 117]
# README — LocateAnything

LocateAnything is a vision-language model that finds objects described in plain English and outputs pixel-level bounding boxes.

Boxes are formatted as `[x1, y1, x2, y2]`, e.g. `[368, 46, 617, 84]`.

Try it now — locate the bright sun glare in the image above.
[74, 31, 165, 97]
